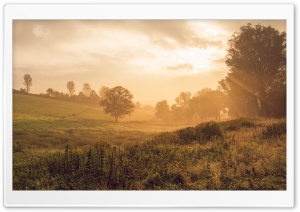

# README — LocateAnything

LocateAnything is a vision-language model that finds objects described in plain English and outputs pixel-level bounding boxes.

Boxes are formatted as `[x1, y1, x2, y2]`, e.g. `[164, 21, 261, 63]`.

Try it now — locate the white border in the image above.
[3, 4, 294, 207]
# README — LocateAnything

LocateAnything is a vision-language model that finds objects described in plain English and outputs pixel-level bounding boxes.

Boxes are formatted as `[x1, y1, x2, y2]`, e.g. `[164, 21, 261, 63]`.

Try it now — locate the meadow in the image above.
[13, 93, 286, 190]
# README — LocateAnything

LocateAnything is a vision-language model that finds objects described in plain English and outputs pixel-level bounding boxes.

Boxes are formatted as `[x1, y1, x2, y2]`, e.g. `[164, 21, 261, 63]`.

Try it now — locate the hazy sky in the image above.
[13, 20, 286, 105]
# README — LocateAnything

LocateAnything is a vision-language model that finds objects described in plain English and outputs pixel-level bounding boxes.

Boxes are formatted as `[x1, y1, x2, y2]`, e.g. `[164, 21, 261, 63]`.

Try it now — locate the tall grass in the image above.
[13, 118, 286, 190]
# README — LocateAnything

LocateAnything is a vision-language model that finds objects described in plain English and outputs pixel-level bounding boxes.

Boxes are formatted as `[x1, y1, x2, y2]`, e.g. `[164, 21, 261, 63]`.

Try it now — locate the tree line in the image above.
[18, 76, 135, 122]
[19, 78, 110, 104]
[155, 88, 226, 123]
[19, 23, 286, 122]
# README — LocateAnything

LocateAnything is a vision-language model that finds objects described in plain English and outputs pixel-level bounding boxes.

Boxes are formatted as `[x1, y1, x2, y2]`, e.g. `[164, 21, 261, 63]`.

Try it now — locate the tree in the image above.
[23, 74, 32, 93]
[46, 88, 54, 97]
[67, 81, 75, 97]
[170, 104, 185, 123]
[174, 92, 192, 122]
[78, 91, 85, 101]
[98, 85, 110, 101]
[220, 23, 286, 117]
[189, 88, 226, 122]
[100, 86, 135, 122]
[175, 92, 192, 108]
[19, 88, 26, 93]
[155, 100, 170, 122]
[82, 83, 91, 97]
[89, 90, 100, 103]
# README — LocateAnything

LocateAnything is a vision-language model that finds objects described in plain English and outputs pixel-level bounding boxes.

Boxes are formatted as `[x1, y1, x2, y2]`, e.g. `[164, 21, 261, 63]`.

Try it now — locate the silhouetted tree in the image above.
[23, 74, 32, 93]
[220, 23, 286, 117]
[46, 88, 54, 97]
[155, 100, 170, 122]
[78, 91, 85, 101]
[54, 91, 61, 98]
[175, 92, 192, 108]
[100, 86, 135, 122]
[98, 85, 110, 101]
[189, 88, 226, 122]
[67, 81, 75, 97]
[19, 88, 26, 93]
[89, 90, 100, 103]
[174, 92, 193, 122]
[82, 83, 91, 97]
[170, 104, 185, 123]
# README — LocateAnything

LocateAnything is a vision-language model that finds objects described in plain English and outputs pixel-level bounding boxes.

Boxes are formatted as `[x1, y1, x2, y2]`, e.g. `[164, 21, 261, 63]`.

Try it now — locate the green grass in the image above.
[13, 94, 193, 160]
[12, 94, 286, 190]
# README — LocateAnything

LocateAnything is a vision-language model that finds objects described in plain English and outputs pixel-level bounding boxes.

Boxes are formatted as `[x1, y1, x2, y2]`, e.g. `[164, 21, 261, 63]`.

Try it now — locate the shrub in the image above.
[194, 122, 223, 142]
[152, 132, 180, 145]
[222, 118, 255, 131]
[262, 121, 286, 138]
[144, 173, 163, 189]
[177, 127, 195, 143]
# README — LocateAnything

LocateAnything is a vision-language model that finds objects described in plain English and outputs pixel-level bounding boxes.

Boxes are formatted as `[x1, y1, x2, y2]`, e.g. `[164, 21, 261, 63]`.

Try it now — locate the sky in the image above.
[13, 20, 286, 106]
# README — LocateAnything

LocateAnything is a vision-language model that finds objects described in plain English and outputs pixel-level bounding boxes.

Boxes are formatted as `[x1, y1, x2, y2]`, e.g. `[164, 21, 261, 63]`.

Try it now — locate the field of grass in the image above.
[13, 94, 286, 190]
[13, 94, 193, 160]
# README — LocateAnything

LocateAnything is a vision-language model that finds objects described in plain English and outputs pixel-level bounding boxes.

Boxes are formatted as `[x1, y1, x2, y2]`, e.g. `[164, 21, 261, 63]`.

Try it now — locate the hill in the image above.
[13, 116, 286, 190]
[13, 93, 193, 160]
[13, 93, 157, 130]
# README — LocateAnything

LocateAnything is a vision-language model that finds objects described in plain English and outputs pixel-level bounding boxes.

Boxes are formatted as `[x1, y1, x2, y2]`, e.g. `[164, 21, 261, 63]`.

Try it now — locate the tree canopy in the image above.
[100, 86, 135, 122]
[219, 23, 286, 117]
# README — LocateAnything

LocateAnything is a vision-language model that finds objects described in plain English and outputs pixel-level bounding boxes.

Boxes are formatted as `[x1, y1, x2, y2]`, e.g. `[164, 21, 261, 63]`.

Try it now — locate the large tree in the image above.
[100, 86, 135, 122]
[23, 74, 32, 93]
[220, 23, 286, 117]
[66, 81, 75, 97]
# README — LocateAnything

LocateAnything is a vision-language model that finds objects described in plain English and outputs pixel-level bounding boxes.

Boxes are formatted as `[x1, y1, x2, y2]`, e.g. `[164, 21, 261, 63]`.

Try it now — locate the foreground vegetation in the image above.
[13, 117, 286, 190]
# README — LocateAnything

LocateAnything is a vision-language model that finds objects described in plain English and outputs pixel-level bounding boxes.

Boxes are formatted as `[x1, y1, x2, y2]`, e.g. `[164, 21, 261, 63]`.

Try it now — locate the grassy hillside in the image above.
[13, 93, 286, 190]
[13, 94, 193, 160]
[13, 117, 286, 190]
[14, 93, 157, 130]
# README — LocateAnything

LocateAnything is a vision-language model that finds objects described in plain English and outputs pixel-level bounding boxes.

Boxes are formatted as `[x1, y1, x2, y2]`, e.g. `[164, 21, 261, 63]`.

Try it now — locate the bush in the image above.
[194, 122, 223, 142]
[262, 121, 286, 138]
[222, 118, 255, 131]
[152, 132, 180, 145]
[177, 127, 195, 143]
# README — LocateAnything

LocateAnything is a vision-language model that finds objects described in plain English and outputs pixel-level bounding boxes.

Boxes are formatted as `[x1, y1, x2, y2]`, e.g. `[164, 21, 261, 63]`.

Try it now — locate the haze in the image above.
[13, 20, 286, 105]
